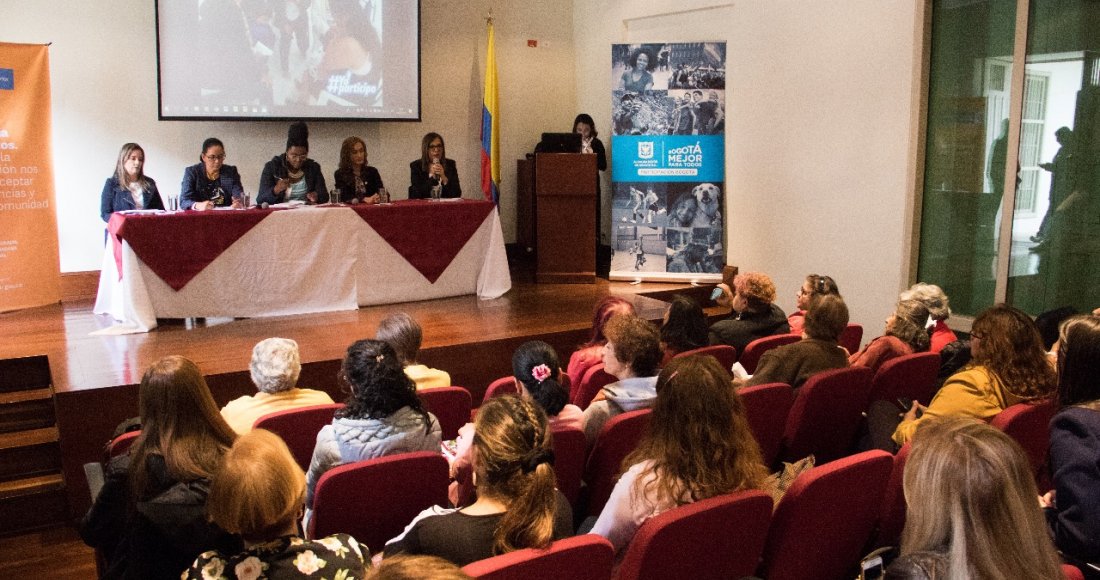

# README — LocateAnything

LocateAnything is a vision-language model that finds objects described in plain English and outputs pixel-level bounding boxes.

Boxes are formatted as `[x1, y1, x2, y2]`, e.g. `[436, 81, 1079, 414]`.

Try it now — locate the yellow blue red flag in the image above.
[480, 19, 499, 203]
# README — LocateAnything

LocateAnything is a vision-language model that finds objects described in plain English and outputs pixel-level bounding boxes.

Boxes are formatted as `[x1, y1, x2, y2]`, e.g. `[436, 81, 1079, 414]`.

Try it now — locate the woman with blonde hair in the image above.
[889, 417, 1063, 579]
[100, 142, 164, 221]
[81, 355, 240, 579]
[591, 355, 768, 555]
[384, 396, 573, 566]
[891, 304, 1056, 446]
[1043, 314, 1100, 570]
[185, 430, 365, 579]
[849, 299, 931, 373]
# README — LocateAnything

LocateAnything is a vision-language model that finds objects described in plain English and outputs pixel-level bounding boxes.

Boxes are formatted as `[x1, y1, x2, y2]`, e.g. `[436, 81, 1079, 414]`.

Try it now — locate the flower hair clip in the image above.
[531, 364, 552, 383]
[376, 354, 385, 363]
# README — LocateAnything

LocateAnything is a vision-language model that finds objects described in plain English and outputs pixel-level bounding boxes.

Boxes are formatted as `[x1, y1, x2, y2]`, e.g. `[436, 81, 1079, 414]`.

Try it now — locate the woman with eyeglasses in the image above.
[885, 304, 1056, 448]
[787, 274, 840, 336]
[259, 122, 328, 205]
[409, 133, 461, 199]
[181, 137, 245, 211]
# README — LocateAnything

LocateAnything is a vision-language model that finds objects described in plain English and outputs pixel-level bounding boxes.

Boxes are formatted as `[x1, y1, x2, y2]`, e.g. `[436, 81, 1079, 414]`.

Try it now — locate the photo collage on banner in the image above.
[609, 42, 726, 280]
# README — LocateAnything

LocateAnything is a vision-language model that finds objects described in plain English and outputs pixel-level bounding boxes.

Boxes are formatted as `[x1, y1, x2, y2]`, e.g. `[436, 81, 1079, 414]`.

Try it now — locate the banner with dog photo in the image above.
[609, 42, 726, 281]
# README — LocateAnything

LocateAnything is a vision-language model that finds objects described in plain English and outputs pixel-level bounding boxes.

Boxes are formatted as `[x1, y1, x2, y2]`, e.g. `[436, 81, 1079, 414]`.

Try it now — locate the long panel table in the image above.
[93, 200, 511, 333]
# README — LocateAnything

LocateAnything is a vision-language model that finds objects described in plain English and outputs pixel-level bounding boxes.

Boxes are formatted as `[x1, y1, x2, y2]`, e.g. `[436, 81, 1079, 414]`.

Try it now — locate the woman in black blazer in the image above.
[100, 143, 164, 222]
[409, 132, 461, 199]
[180, 137, 244, 210]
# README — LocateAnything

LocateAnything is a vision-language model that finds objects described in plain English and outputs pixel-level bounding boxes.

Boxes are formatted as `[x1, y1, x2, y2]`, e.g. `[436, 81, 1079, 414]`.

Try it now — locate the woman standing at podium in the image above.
[100, 143, 164, 222]
[574, 114, 607, 253]
[410, 132, 461, 199]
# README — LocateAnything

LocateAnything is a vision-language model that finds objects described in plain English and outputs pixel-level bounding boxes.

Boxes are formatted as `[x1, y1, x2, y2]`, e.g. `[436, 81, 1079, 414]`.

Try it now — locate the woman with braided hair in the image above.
[384, 396, 573, 566]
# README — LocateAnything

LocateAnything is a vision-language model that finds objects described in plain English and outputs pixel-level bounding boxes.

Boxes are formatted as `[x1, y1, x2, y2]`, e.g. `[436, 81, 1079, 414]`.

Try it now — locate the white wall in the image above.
[574, 0, 922, 339]
[2, 0, 577, 272]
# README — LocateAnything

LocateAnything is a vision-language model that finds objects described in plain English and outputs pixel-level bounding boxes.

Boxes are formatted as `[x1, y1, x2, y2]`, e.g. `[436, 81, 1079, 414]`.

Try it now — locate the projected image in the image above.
[157, 0, 419, 120]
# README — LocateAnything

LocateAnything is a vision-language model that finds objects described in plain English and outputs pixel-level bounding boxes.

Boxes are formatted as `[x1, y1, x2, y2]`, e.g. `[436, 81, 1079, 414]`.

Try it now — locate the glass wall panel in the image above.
[1006, 0, 1100, 314]
[917, 1, 1018, 317]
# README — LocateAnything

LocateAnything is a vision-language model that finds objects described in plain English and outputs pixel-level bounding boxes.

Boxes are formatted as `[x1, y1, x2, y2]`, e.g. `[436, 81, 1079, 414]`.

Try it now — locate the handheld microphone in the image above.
[431, 156, 441, 183]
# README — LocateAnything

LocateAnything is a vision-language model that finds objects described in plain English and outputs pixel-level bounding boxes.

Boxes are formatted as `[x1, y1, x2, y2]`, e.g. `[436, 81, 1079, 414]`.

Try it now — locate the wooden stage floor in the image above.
[1, 277, 714, 523]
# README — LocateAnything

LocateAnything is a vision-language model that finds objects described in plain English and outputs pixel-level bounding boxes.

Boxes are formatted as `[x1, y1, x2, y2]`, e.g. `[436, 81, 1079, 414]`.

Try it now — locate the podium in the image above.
[534, 153, 597, 284]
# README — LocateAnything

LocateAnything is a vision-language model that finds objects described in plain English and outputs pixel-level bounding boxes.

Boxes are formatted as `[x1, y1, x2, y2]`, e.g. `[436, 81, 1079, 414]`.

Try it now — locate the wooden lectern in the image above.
[534, 153, 597, 284]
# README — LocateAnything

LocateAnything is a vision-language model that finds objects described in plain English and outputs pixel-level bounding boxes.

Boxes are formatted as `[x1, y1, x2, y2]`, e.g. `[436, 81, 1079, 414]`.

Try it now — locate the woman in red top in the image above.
[849, 299, 931, 373]
[900, 283, 958, 353]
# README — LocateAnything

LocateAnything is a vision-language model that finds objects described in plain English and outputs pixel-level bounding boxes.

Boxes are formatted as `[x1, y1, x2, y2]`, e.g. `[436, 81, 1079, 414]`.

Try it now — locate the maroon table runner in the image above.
[109, 210, 272, 291]
[351, 200, 494, 283]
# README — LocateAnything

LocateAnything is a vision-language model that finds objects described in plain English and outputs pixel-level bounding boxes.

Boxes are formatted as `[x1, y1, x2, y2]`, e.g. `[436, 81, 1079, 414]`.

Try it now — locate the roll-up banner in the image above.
[0, 43, 60, 312]
[609, 42, 726, 282]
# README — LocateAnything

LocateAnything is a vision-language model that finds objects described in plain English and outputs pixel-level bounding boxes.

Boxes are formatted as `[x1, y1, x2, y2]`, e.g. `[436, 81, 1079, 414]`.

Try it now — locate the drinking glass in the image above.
[167, 195, 179, 212]
[379, 187, 390, 204]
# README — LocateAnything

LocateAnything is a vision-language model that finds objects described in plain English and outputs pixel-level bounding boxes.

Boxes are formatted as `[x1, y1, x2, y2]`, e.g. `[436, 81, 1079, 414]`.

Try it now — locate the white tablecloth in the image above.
[93, 204, 511, 333]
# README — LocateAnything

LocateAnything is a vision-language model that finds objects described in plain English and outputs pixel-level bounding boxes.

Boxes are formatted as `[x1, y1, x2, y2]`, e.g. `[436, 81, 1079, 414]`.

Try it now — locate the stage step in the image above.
[0, 474, 69, 537]
[0, 355, 68, 535]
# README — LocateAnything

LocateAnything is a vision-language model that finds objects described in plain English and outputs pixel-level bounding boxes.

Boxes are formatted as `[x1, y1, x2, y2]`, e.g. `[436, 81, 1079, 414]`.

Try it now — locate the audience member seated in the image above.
[742, 294, 850, 390]
[885, 417, 1063, 579]
[708, 272, 790, 352]
[305, 340, 442, 526]
[591, 355, 768, 556]
[1036, 305, 1080, 363]
[787, 274, 840, 336]
[376, 312, 452, 390]
[658, 294, 709, 365]
[81, 356, 240, 580]
[367, 555, 472, 580]
[448, 341, 583, 508]
[1042, 314, 1100, 569]
[881, 304, 1056, 449]
[899, 282, 957, 353]
[384, 396, 573, 566]
[513, 341, 583, 431]
[582, 314, 662, 443]
[849, 299, 930, 373]
[566, 296, 635, 389]
[220, 337, 335, 434]
[184, 430, 366, 579]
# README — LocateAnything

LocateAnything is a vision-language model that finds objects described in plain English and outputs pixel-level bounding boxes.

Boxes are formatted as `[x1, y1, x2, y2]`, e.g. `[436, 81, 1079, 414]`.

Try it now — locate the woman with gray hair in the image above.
[900, 283, 957, 353]
[220, 337, 335, 434]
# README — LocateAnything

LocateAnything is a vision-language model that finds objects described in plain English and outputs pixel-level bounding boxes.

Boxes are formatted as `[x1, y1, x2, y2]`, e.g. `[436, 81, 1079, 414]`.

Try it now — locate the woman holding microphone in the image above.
[409, 132, 461, 199]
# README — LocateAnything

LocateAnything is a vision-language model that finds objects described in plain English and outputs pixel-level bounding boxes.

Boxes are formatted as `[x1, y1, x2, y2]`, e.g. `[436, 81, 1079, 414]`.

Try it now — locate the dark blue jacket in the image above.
[180, 163, 244, 210]
[100, 176, 164, 222]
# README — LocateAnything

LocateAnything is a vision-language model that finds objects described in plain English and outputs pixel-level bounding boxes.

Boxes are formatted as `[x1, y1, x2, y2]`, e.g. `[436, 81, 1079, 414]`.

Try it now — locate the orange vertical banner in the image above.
[0, 43, 60, 312]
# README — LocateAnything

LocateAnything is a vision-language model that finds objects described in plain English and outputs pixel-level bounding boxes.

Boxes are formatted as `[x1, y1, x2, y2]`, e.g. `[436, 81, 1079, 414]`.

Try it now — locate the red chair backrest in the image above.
[308, 451, 449, 551]
[105, 430, 141, 461]
[1062, 564, 1085, 580]
[991, 400, 1057, 490]
[462, 534, 614, 580]
[574, 364, 617, 410]
[584, 409, 653, 517]
[483, 376, 519, 404]
[550, 425, 587, 509]
[874, 442, 911, 550]
[617, 489, 774, 580]
[780, 366, 874, 464]
[739, 382, 795, 468]
[674, 344, 737, 376]
[417, 386, 473, 440]
[739, 334, 800, 375]
[869, 351, 941, 406]
[760, 450, 893, 580]
[253, 403, 345, 472]
[839, 323, 864, 356]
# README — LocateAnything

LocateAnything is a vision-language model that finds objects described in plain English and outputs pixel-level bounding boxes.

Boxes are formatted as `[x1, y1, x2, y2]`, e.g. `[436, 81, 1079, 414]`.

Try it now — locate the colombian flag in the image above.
[480, 20, 500, 204]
